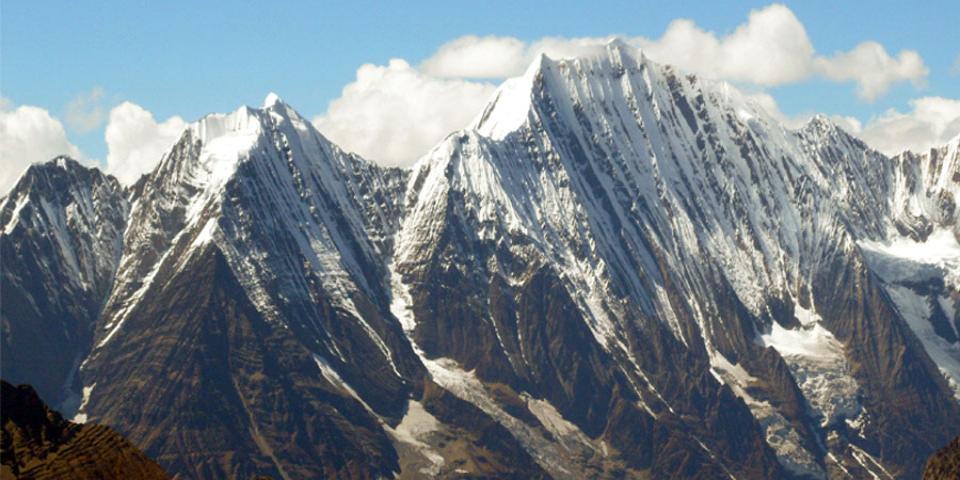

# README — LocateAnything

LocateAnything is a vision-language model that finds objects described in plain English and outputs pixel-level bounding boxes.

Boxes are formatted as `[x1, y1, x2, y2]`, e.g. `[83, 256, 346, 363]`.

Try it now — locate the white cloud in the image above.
[64, 87, 107, 133]
[0, 100, 84, 194]
[419, 35, 615, 79]
[743, 91, 960, 156]
[105, 102, 186, 184]
[637, 5, 815, 86]
[312, 59, 496, 167]
[853, 97, 960, 155]
[421, 35, 528, 78]
[418, 5, 927, 102]
[814, 43, 927, 101]
[309, 4, 933, 166]
[638, 4, 927, 100]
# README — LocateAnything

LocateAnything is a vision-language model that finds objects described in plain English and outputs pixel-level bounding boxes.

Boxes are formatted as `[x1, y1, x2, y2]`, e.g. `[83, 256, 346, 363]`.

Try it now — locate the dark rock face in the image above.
[0, 380, 168, 480]
[811, 250, 960, 478]
[924, 436, 960, 480]
[0, 158, 127, 408]
[80, 245, 400, 479]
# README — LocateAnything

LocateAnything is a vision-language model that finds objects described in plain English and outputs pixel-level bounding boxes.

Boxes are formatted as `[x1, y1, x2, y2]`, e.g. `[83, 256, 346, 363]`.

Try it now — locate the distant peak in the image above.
[51, 155, 83, 170]
[263, 92, 284, 108]
[803, 114, 836, 132]
[27, 156, 90, 179]
[605, 37, 632, 52]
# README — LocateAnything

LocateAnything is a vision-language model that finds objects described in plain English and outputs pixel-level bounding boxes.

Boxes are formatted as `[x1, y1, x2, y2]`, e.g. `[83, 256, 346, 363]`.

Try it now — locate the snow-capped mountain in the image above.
[2, 41, 957, 479]
[391, 41, 958, 478]
[1, 158, 128, 409]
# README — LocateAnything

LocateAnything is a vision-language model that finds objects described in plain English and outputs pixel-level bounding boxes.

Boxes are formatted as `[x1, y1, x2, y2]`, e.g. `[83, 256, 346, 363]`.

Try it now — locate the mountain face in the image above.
[0, 380, 168, 480]
[0, 158, 128, 410]
[1, 42, 958, 479]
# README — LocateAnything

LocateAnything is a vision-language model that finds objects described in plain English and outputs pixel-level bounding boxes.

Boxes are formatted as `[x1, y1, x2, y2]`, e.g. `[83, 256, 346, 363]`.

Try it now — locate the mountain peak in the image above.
[263, 92, 284, 108]
[27, 156, 89, 178]
[5, 156, 116, 206]
[470, 53, 548, 139]
[605, 37, 630, 49]
[604, 37, 642, 58]
[51, 155, 83, 170]
[805, 113, 833, 128]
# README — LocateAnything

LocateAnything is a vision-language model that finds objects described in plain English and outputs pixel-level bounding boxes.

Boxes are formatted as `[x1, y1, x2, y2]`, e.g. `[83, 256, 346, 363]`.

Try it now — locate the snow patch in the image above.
[391, 400, 445, 475]
[760, 307, 862, 427]
[71, 383, 96, 424]
[761, 320, 843, 360]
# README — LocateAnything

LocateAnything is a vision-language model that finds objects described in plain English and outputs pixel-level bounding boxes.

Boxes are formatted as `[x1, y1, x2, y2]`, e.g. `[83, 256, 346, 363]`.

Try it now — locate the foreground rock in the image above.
[0, 380, 168, 480]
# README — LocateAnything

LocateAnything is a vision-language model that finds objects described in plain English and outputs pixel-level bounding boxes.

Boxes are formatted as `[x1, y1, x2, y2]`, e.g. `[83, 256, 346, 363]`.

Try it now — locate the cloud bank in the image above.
[312, 59, 496, 166]
[417, 5, 927, 101]
[313, 4, 940, 166]
[0, 100, 84, 194]
[854, 97, 960, 155]
[104, 102, 186, 185]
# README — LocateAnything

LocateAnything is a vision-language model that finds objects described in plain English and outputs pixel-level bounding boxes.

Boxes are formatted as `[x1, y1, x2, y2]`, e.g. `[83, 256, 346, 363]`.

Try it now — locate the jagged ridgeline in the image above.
[2, 41, 958, 479]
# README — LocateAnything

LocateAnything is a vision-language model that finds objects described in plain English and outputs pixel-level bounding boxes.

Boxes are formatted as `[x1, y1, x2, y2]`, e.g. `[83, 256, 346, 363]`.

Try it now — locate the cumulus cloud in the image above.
[814, 43, 927, 101]
[743, 91, 960, 156]
[421, 35, 528, 78]
[852, 97, 960, 155]
[418, 5, 927, 102]
[0, 100, 84, 194]
[636, 5, 927, 99]
[312, 59, 496, 166]
[313, 4, 932, 166]
[637, 5, 815, 86]
[421, 35, 615, 79]
[105, 102, 186, 184]
[64, 87, 107, 133]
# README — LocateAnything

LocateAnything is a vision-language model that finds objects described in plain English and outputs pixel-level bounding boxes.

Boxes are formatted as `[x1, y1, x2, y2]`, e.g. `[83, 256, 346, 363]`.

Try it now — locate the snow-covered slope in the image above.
[93, 94, 405, 356]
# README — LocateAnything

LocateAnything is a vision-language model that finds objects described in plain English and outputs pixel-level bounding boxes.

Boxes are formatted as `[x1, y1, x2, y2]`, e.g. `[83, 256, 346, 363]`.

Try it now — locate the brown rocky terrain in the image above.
[925, 436, 960, 479]
[0, 380, 168, 480]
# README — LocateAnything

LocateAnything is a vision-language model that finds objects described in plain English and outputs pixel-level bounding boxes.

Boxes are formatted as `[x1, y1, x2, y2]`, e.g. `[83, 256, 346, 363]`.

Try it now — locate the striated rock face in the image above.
[2, 44, 959, 479]
[0, 158, 128, 409]
[0, 380, 168, 480]
[393, 42, 959, 478]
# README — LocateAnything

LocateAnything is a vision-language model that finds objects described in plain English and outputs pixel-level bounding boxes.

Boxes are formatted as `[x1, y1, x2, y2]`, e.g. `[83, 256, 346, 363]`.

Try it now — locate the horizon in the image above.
[2, 1, 959, 192]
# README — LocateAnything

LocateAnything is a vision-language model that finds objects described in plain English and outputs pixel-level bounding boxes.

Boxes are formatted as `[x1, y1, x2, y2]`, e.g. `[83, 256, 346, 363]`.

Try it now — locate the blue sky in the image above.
[2, 0, 959, 188]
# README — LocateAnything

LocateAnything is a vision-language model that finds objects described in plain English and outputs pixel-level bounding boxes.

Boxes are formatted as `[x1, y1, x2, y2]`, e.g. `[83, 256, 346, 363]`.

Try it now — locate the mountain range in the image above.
[2, 41, 958, 479]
